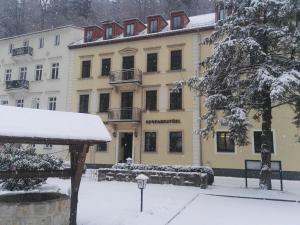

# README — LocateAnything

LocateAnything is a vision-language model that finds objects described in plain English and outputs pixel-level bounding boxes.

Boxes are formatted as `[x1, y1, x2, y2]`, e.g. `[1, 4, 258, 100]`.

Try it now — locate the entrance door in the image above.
[122, 56, 134, 80]
[121, 92, 133, 119]
[119, 132, 133, 162]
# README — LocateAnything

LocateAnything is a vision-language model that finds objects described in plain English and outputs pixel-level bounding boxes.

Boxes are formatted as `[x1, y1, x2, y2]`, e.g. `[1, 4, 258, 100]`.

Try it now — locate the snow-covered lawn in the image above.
[1, 175, 300, 225]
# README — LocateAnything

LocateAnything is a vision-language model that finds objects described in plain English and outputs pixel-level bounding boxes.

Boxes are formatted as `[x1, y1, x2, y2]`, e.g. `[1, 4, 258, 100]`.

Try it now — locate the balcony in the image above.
[6, 80, 29, 93]
[11, 46, 33, 61]
[108, 108, 141, 123]
[109, 69, 142, 89]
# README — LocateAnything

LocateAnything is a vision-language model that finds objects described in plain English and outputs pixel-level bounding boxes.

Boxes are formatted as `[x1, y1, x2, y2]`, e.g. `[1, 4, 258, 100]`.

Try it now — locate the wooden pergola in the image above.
[0, 106, 111, 225]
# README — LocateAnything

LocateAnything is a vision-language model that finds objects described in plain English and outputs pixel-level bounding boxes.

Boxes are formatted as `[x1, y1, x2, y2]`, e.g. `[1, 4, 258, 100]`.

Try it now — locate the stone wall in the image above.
[0, 193, 70, 225]
[98, 168, 208, 188]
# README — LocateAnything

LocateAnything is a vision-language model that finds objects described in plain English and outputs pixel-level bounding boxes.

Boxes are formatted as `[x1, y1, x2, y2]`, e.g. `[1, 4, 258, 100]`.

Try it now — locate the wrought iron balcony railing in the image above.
[6, 80, 29, 90]
[108, 107, 141, 122]
[109, 69, 142, 84]
[12, 46, 33, 57]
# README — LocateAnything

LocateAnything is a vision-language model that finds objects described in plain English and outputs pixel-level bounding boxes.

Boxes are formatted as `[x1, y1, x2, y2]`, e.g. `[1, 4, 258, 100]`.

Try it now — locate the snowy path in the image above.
[1, 176, 300, 225]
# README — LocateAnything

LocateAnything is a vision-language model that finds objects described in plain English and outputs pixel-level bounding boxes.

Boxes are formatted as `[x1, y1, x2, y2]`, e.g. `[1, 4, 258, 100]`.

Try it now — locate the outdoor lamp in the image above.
[136, 174, 149, 212]
[126, 157, 133, 165]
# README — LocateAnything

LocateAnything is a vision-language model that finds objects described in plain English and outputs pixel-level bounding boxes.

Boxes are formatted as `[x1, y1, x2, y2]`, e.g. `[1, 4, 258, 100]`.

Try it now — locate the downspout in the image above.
[198, 28, 203, 166]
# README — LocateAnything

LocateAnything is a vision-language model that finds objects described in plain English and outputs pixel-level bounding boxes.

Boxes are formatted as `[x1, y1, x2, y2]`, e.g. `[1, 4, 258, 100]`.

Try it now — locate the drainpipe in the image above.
[198, 28, 203, 166]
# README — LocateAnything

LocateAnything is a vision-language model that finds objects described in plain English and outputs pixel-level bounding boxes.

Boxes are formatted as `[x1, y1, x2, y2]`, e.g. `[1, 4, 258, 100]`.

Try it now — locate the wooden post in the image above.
[69, 144, 89, 225]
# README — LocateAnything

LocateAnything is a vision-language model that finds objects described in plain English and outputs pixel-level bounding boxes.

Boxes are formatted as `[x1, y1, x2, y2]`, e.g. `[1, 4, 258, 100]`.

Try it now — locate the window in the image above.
[19, 67, 27, 80]
[16, 99, 24, 108]
[106, 27, 113, 39]
[39, 38, 44, 48]
[86, 30, 93, 42]
[23, 40, 29, 47]
[173, 16, 182, 29]
[169, 131, 182, 152]
[126, 24, 134, 36]
[35, 65, 43, 81]
[216, 132, 235, 153]
[147, 53, 158, 72]
[149, 20, 158, 33]
[170, 88, 182, 110]
[170, 50, 182, 70]
[51, 63, 59, 79]
[1, 100, 8, 105]
[45, 144, 53, 149]
[9, 44, 13, 53]
[146, 90, 157, 111]
[96, 142, 107, 151]
[99, 93, 110, 113]
[81, 60, 91, 78]
[48, 97, 57, 111]
[101, 58, 111, 76]
[253, 131, 274, 154]
[32, 97, 40, 109]
[145, 132, 156, 152]
[79, 94, 89, 113]
[5, 69, 12, 81]
[54, 35, 60, 46]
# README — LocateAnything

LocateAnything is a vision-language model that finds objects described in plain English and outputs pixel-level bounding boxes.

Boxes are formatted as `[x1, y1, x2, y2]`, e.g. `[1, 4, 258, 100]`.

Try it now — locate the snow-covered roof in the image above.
[0, 106, 111, 144]
[70, 13, 215, 48]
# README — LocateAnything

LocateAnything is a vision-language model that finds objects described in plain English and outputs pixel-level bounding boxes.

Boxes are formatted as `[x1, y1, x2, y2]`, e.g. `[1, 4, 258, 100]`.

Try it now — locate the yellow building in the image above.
[68, 11, 300, 178]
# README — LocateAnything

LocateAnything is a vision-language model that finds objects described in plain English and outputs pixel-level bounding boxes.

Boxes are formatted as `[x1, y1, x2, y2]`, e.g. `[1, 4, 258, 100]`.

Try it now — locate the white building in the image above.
[0, 25, 84, 159]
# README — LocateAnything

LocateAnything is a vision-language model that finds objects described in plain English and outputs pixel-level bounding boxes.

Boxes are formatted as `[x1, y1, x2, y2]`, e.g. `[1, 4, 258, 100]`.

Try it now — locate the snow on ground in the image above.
[1, 175, 300, 225]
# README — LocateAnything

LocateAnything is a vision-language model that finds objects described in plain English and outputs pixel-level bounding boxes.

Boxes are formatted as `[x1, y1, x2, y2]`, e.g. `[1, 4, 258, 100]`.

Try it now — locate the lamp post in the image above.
[136, 174, 149, 212]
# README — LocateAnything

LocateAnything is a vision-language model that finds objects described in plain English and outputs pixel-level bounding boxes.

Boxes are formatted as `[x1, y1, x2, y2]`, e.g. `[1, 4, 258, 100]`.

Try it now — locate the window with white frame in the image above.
[51, 63, 59, 79]
[31, 97, 40, 109]
[48, 97, 57, 111]
[19, 67, 27, 80]
[0, 98, 8, 105]
[16, 99, 24, 108]
[39, 37, 44, 48]
[5, 69, 12, 81]
[106, 27, 113, 39]
[126, 24, 134, 36]
[35, 65, 43, 81]
[54, 35, 60, 46]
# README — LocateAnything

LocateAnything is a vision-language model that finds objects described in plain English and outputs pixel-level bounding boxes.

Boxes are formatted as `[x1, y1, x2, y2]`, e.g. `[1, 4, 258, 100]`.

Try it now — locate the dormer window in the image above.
[149, 20, 158, 33]
[126, 24, 134, 36]
[106, 26, 113, 39]
[173, 16, 182, 29]
[86, 30, 93, 42]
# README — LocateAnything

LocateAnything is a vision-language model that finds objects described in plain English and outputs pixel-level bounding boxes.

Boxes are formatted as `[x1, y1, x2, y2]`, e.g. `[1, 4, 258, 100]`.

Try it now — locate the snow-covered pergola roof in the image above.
[0, 106, 111, 145]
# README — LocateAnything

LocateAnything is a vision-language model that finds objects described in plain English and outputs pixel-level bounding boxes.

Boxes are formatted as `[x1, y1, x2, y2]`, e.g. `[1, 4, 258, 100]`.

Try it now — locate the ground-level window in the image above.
[99, 93, 110, 113]
[253, 131, 274, 153]
[79, 94, 89, 113]
[169, 131, 182, 152]
[48, 97, 57, 111]
[1, 100, 8, 105]
[216, 132, 235, 153]
[96, 142, 107, 151]
[16, 99, 24, 108]
[32, 97, 40, 109]
[144, 132, 156, 152]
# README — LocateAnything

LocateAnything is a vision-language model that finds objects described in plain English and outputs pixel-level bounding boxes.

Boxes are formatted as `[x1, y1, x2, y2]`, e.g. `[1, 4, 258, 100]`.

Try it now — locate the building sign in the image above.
[146, 119, 180, 124]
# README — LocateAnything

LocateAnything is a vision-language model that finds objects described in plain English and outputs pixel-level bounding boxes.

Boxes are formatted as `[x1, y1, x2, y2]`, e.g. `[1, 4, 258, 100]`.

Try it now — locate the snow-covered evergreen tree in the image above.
[0, 144, 63, 191]
[179, 0, 300, 189]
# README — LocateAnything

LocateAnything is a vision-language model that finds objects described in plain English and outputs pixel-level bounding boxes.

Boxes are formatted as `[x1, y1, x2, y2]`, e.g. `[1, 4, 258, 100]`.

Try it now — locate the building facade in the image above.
[0, 25, 84, 158]
[68, 11, 300, 178]
[68, 12, 215, 167]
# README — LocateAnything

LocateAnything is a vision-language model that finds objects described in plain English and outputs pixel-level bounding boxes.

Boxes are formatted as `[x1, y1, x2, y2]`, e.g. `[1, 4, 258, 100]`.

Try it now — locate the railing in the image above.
[108, 107, 141, 122]
[12, 46, 33, 57]
[109, 69, 142, 84]
[6, 80, 29, 90]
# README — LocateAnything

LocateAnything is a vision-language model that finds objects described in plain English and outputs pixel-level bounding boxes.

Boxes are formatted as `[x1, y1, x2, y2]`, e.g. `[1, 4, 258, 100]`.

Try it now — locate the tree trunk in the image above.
[259, 94, 272, 190]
